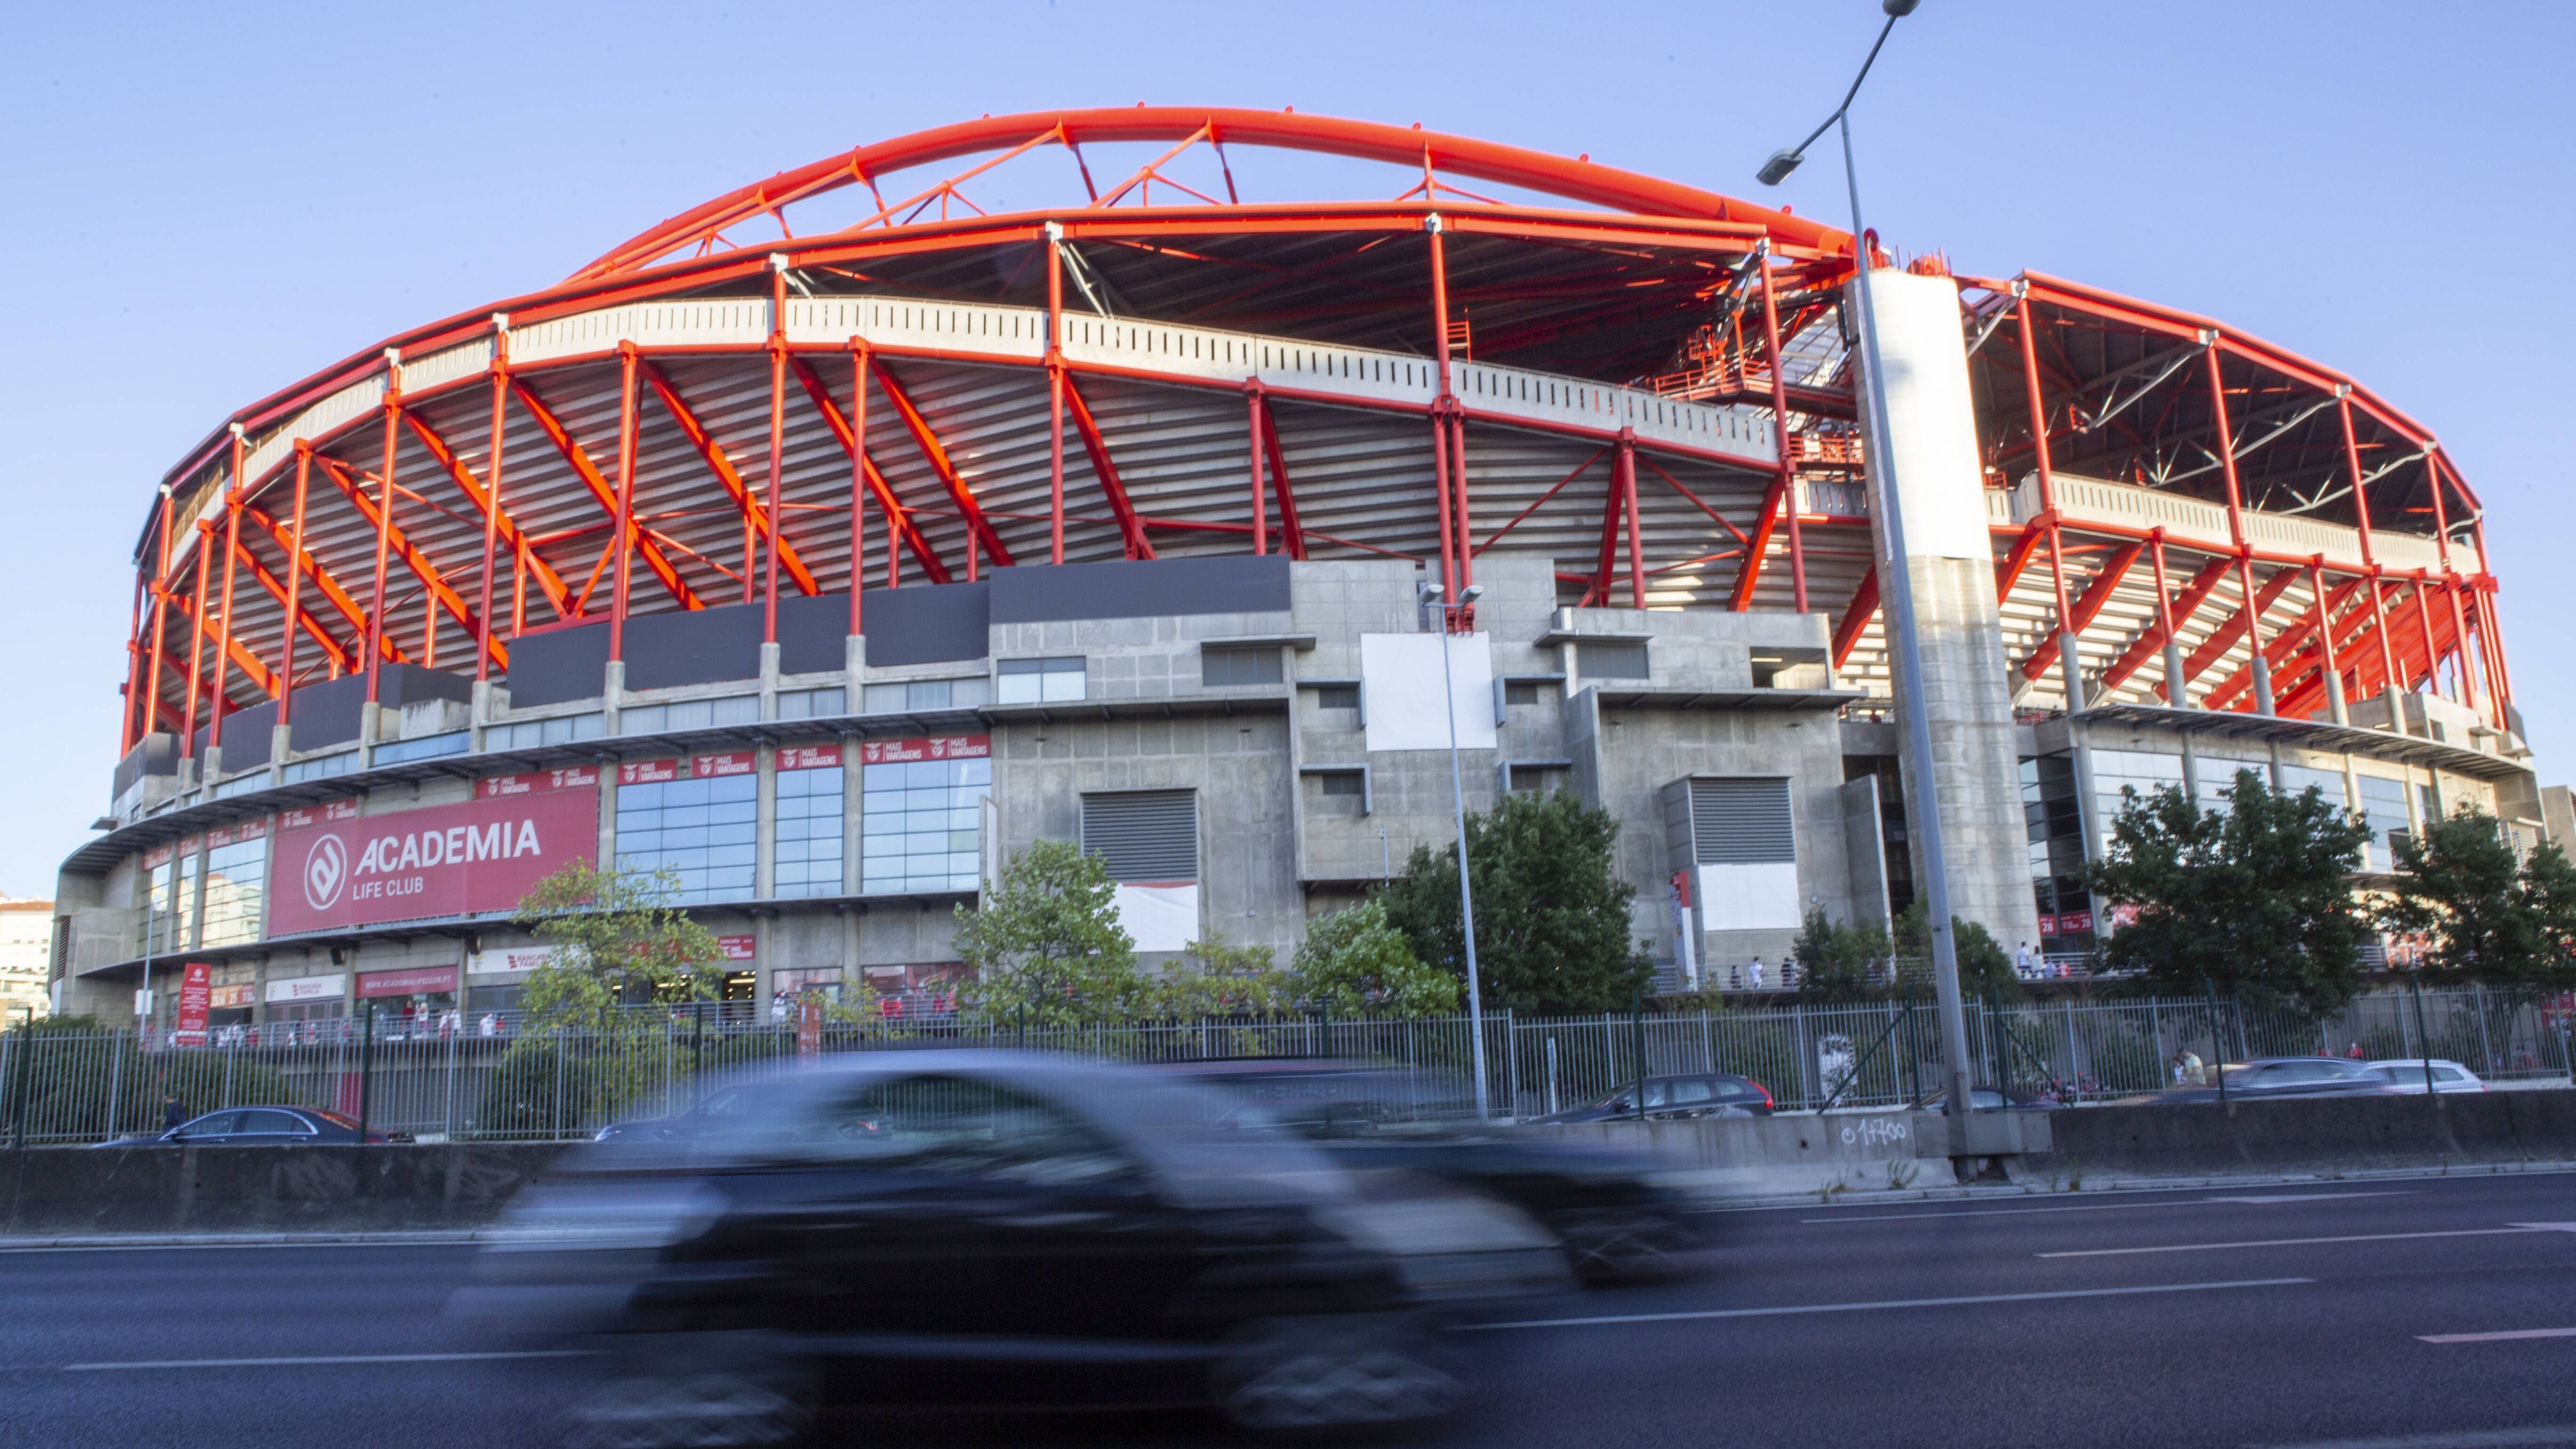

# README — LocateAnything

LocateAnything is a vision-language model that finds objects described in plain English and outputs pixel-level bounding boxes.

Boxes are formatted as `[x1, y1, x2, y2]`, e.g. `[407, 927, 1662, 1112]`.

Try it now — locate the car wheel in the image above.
[567, 1337, 816, 1449]
[1550, 1209, 1688, 1284]
[1213, 1316, 1460, 1432]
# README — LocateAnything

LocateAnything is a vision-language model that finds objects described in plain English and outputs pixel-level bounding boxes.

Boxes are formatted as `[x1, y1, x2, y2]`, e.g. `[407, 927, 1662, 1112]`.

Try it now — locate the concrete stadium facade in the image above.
[48, 109, 2539, 1030]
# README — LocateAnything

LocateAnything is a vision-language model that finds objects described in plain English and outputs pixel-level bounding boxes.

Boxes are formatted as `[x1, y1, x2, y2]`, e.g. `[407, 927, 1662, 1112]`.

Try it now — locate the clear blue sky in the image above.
[3, 0, 2568, 896]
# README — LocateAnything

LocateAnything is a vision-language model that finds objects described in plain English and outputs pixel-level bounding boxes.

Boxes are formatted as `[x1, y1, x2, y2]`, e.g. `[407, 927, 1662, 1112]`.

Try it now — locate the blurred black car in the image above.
[589, 1084, 765, 1143]
[1522, 1071, 1774, 1124]
[456, 1052, 1566, 1443]
[1165, 1058, 1727, 1285]
[90, 1105, 392, 1147]
[2155, 1056, 2399, 1103]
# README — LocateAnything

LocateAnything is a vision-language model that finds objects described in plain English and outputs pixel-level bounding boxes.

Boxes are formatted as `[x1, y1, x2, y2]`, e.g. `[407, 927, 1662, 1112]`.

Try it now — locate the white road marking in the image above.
[63, 1351, 592, 1371]
[2248, 1426, 2576, 1447]
[2418, 1328, 2576, 1344]
[1803, 1191, 2410, 1224]
[1460, 1277, 2312, 1331]
[2041, 1228, 2549, 1258]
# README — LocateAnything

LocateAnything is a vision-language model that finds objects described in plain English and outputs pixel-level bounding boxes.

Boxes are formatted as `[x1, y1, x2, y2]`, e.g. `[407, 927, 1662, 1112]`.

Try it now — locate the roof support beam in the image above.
[1832, 566, 1879, 670]
[230, 532, 354, 678]
[1062, 377, 1155, 559]
[508, 378, 706, 612]
[1256, 393, 1306, 561]
[400, 410, 576, 622]
[788, 355, 954, 585]
[638, 361, 821, 599]
[871, 361, 1014, 573]
[2019, 539, 2142, 682]
[316, 456, 508, 671]
[1993, 514, 2054, 605]
[2182, 565, 2298, 685]
[153, 574, 277, 700]
[240, 505, 398, 664]
[2098, 554, 2229, 699]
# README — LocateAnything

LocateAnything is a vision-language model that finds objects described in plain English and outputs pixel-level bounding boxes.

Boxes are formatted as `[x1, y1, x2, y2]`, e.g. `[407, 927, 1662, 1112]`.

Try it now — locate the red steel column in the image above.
[1756, 246, 1807, 612]
[1617, 432, 1644, 610]
[120, 563, 146, 753]
[2308, 557, 2345, 721]
[475, 318, 509, 682]
[2203, 345, 2272, 715]
[278, 443, 313, 725]
[848, 340, 869, 635]
[2424, 454, 2486, 722]
[2408, 572, 2439, 696]
[1046, 221, 1067, 565]
[1426, 215, 1460, 605]
[209, 426, 248, 751]
[142, 488, 174, 740]
[1246, 383, 1268, 555]
[2148, 530, 2181, 701]
[2017, 295, 2079, 707]
[2473, 517, 2512, 705]
[765, 259, 789, 645]
[609, 342, 640, 663]
[181, 519, 214, 756]
[2337, 398, 2400, 698]
[364, 351, 402, 705]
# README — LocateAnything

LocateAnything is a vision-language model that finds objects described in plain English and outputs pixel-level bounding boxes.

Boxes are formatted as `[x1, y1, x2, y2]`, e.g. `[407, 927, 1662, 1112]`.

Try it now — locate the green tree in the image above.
[951, 838, 1145, 1029]
[1893, 902, 2021, 1004]
[1288, 901, 1462, 1018]
[1152, 933, 1294, 1018]
[511, 860, 727, 1033]
[2084, 768, 2372, 1015]
[1790, 908, 1891, 1003]
[1377, 791, 1652, 1014]
[2381, 808, 2576, 992]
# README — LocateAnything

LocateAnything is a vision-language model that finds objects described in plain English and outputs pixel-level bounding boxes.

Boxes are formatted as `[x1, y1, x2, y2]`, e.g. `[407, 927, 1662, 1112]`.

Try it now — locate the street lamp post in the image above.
[1758, 0, 1979, 1124]
[1422, 580, 1492, 1122]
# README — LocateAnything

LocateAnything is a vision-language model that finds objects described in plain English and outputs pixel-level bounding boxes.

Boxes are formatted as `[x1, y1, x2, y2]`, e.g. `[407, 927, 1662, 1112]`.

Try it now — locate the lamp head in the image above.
[1756, 149, 1804, 187]
[1458, 584, 1484, 604]
[1418, 582, 1445, 603]
[1883, 0, 1919, 15]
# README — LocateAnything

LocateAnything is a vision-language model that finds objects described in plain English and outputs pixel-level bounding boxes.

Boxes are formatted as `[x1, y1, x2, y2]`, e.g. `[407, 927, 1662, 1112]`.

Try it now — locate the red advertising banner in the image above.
[693, 752, 757, 779]
[797, 998, 822, 1059]
[778, 743, 841, 772]
[358, 966, 461, 998]
[325, 800, 360, 822]
[208, 983, 255, 1010]
[143, 842, 173, 869]
[478, 765, 601, 800]
[2058, 909, 2094, 933]
[716, 934, 756, 962]
[175, 962, 211, 1046]
[619, 759, 682, 786]
[266, 788, 602, 934]
[2037, 913, 2059, 936]
[857, 734, 990, 765]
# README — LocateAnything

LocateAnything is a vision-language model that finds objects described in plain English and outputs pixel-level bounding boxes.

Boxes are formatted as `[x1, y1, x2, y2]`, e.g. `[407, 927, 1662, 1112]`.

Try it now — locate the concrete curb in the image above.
[0, 1230, 493, 1250]
[1722, 1157, 2576, 1212]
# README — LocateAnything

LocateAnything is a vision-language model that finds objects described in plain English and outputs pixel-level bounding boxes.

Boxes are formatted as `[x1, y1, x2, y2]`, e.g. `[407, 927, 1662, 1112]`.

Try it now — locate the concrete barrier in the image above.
[0, 1143, 569, 1237]
[1522, 1111, 1984, 1198]
[2032, 1088, 2576, 1182]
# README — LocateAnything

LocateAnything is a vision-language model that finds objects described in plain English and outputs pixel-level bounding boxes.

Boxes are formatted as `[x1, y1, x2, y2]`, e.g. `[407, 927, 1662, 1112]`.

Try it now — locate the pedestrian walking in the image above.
[1747, 957, 1765, 991]
[161, 1093, 187, 1131]
[2014, 941, 2037, 979]
[2345, 1042, 2365, 1060]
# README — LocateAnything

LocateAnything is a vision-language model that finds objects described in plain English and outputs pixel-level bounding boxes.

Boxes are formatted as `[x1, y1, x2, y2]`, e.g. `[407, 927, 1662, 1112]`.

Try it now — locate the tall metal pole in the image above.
[1836, 112, 1977, 1123]
[1430, 592, 1490, 1121]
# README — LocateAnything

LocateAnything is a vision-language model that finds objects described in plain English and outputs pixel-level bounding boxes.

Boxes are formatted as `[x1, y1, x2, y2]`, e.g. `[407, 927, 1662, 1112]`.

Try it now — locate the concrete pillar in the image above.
[268, 722, 291, 787]
[359, 701, 383, 769]
[1851, 267, 2043, 950]
[601, 660, 625, 735]
[2383, 684, 2410, 738]
[2251, 652, 2277, 718]
[2163, 639, 2192, 709]
[470, 679, 492, 751]
[754, 744, 778, 899]
[758, 641, 781, 722]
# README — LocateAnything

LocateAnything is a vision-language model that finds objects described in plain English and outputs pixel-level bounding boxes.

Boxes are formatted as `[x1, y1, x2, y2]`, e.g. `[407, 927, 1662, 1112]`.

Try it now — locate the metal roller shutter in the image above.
[1690, 777, 1795, 865]
[1080, 790, 1200, 882]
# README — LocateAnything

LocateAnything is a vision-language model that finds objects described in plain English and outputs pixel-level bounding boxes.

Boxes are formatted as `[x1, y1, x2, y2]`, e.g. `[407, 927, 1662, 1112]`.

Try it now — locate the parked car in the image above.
[456, 1052, 1567, 1442]
[92, 1105, 393, 1147]
[2369, 1058, 2489, 1094]
[1161, 1058, 1727, 1284]
[590, 1083, 766, 1143]
[1913, 1084, 2047, 1112]
[1523, 1072, 1775, 1125]
[2155, 1056, 2399, 1103]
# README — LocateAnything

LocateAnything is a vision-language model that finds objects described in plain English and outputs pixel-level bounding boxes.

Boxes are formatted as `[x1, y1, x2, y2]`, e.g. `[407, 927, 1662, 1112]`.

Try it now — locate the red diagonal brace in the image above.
[640, 361, 821, 597]
[2019, 539, 2142, 681]
[229, 532, 354, 677]
[1832, 567, 1880, 670]
[1257, 394, 1306, 562]
[1062, 377, 1155, 560]
[1729, 472, 1789, 612]
[871, 362, 1014, 571]
[2098, 555, 2229, 698]
[240, 504, 399, 665]
[400, 411, 575, 621]
[1994, 515, 2055, 604]
[2207, 574, 2370, 712]
[789, 355, 953, 585]
[153, 578, 278, 700]
[510, 378, 706, 611]
[316, 457, 508, 670]
[2182, 564, 2298, 682]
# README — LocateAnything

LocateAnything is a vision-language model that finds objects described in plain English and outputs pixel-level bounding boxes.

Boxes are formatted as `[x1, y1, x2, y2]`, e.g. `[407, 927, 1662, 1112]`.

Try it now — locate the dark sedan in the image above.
[1523, 1071, 1775, 1124]
[1165, 1058, 1727, 1284]
[93, 1105, 392, 1146]
[457, 1052, 1566, 1443]
[2156, 1056, 2400, 1103]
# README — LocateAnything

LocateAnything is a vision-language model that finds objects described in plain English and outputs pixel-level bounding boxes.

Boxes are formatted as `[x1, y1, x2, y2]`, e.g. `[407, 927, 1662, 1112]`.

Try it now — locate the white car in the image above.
[2367, 1059, 2487, 1094]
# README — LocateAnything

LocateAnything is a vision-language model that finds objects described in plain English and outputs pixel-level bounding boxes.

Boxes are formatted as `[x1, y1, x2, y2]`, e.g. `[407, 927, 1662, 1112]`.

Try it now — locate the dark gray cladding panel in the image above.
[379, 662, 474, 708]
[989, 555, 1291, 624]
[191, 700, 278, 773]
[858, 582, 991, 667]
[623, 603, 762, 691]
[778, 593, 854, 676]
[288, 675, 367, 752]
[506, 622, 611, 708]
[113, 734, 178, 797]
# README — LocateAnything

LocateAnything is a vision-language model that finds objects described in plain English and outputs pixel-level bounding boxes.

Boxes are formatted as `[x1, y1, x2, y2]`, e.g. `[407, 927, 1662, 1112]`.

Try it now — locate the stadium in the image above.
[48, 106, 2537, 1032]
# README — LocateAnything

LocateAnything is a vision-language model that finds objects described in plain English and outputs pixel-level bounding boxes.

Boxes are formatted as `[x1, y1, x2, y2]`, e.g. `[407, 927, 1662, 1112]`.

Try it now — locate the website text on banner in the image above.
[267, 789, 602, 934]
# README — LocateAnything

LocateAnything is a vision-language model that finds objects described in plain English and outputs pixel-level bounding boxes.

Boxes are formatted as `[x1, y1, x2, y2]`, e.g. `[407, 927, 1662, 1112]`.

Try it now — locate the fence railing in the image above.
[2, 988, 2566, 1145]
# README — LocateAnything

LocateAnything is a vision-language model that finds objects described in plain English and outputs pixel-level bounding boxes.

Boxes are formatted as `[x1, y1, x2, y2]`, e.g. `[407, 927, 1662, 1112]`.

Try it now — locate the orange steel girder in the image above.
[639, 361, 822, 597]
[1832, 567, 1879, 669]
[870, 362, 1014, 571]
[2097, 555, 2230, 700]
[1256, 394, 1307, 561]
[228, 532, 354, 677]
[2251, 577, 2382, 717]
[2202, 574, 2370, 712]
[1060, 378, 1155, 559]
[152, 578, 278, 701]
[239, 505, 398, 666]
[316, 457, 509, 671]
[2181, 566, 2299, 685]
[1728, 473, 1790, 612]
[1994, 515, 2054, 604]
[508, 378, 707, 612]
[2019, 539, 2143, 682]
[400, 411, 576, 621]
[789, 355, 954, 585]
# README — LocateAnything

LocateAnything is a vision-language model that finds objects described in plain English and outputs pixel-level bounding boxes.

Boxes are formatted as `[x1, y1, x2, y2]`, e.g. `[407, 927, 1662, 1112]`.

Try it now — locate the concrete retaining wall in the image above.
[2032, 1089, 2576, 1182]
[1523, 1111, 1964, 1198]
[0, 1143, 568, 1237]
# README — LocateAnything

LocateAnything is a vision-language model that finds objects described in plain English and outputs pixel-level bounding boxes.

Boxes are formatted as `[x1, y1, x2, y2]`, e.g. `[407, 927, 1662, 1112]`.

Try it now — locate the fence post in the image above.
[1501, 1009, 1517, 1121]
[2408, 974, 2441, 1109]
[445, 1015, 461, 1140]
[2204, 978, 2229, 1107]
[104, 1032, 123, 1139]
[221, 1040, 235, 1111]
[8, 1008, 29, 1150]
[2472, 983, 2496, 1075]
[1791, 1004, 1812, 1111]
[554, 1030, 567, 1138]
[355, 1001, 376, 1142]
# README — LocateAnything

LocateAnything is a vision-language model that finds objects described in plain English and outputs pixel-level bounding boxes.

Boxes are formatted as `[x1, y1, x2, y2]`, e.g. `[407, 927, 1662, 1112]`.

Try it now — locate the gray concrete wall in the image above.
[2034, 1090, 2576, 1181]
[0, 1143, 568, 1236]
[1889, 555, 2041, 949]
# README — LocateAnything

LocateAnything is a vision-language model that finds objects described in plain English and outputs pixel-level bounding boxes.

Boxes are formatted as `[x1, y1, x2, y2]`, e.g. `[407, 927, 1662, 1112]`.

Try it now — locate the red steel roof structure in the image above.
[124, 106, 2511, 767]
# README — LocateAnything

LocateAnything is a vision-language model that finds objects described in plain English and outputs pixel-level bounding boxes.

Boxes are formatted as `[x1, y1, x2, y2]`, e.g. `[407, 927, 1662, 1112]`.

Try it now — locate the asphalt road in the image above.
[3, 1170, 2574, 1448]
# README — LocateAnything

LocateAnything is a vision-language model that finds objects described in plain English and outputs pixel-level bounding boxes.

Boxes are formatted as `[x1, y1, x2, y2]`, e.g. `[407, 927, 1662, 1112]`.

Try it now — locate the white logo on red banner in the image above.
[717, 934, 756, 961]
[778, 744, 841, 772]
[857, 734, 990, 765]
[267, 788, 601, 934]
[618, 759, 681, 786]
[480, 765, 601, 799]
[693, 753, 757, 779]
[303, 834, 349, 910]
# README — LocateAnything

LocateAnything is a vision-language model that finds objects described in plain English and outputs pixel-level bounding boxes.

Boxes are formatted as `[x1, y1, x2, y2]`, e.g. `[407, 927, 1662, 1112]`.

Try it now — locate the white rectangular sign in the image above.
[1698, 862, 1803, 933]
[1360, 632, 1496, 753]
[1856, 268, 1991, 564]
[264, 973, 348, 1004]
[1112, 883, 1200, 954]
[467, 947, 562, 978]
